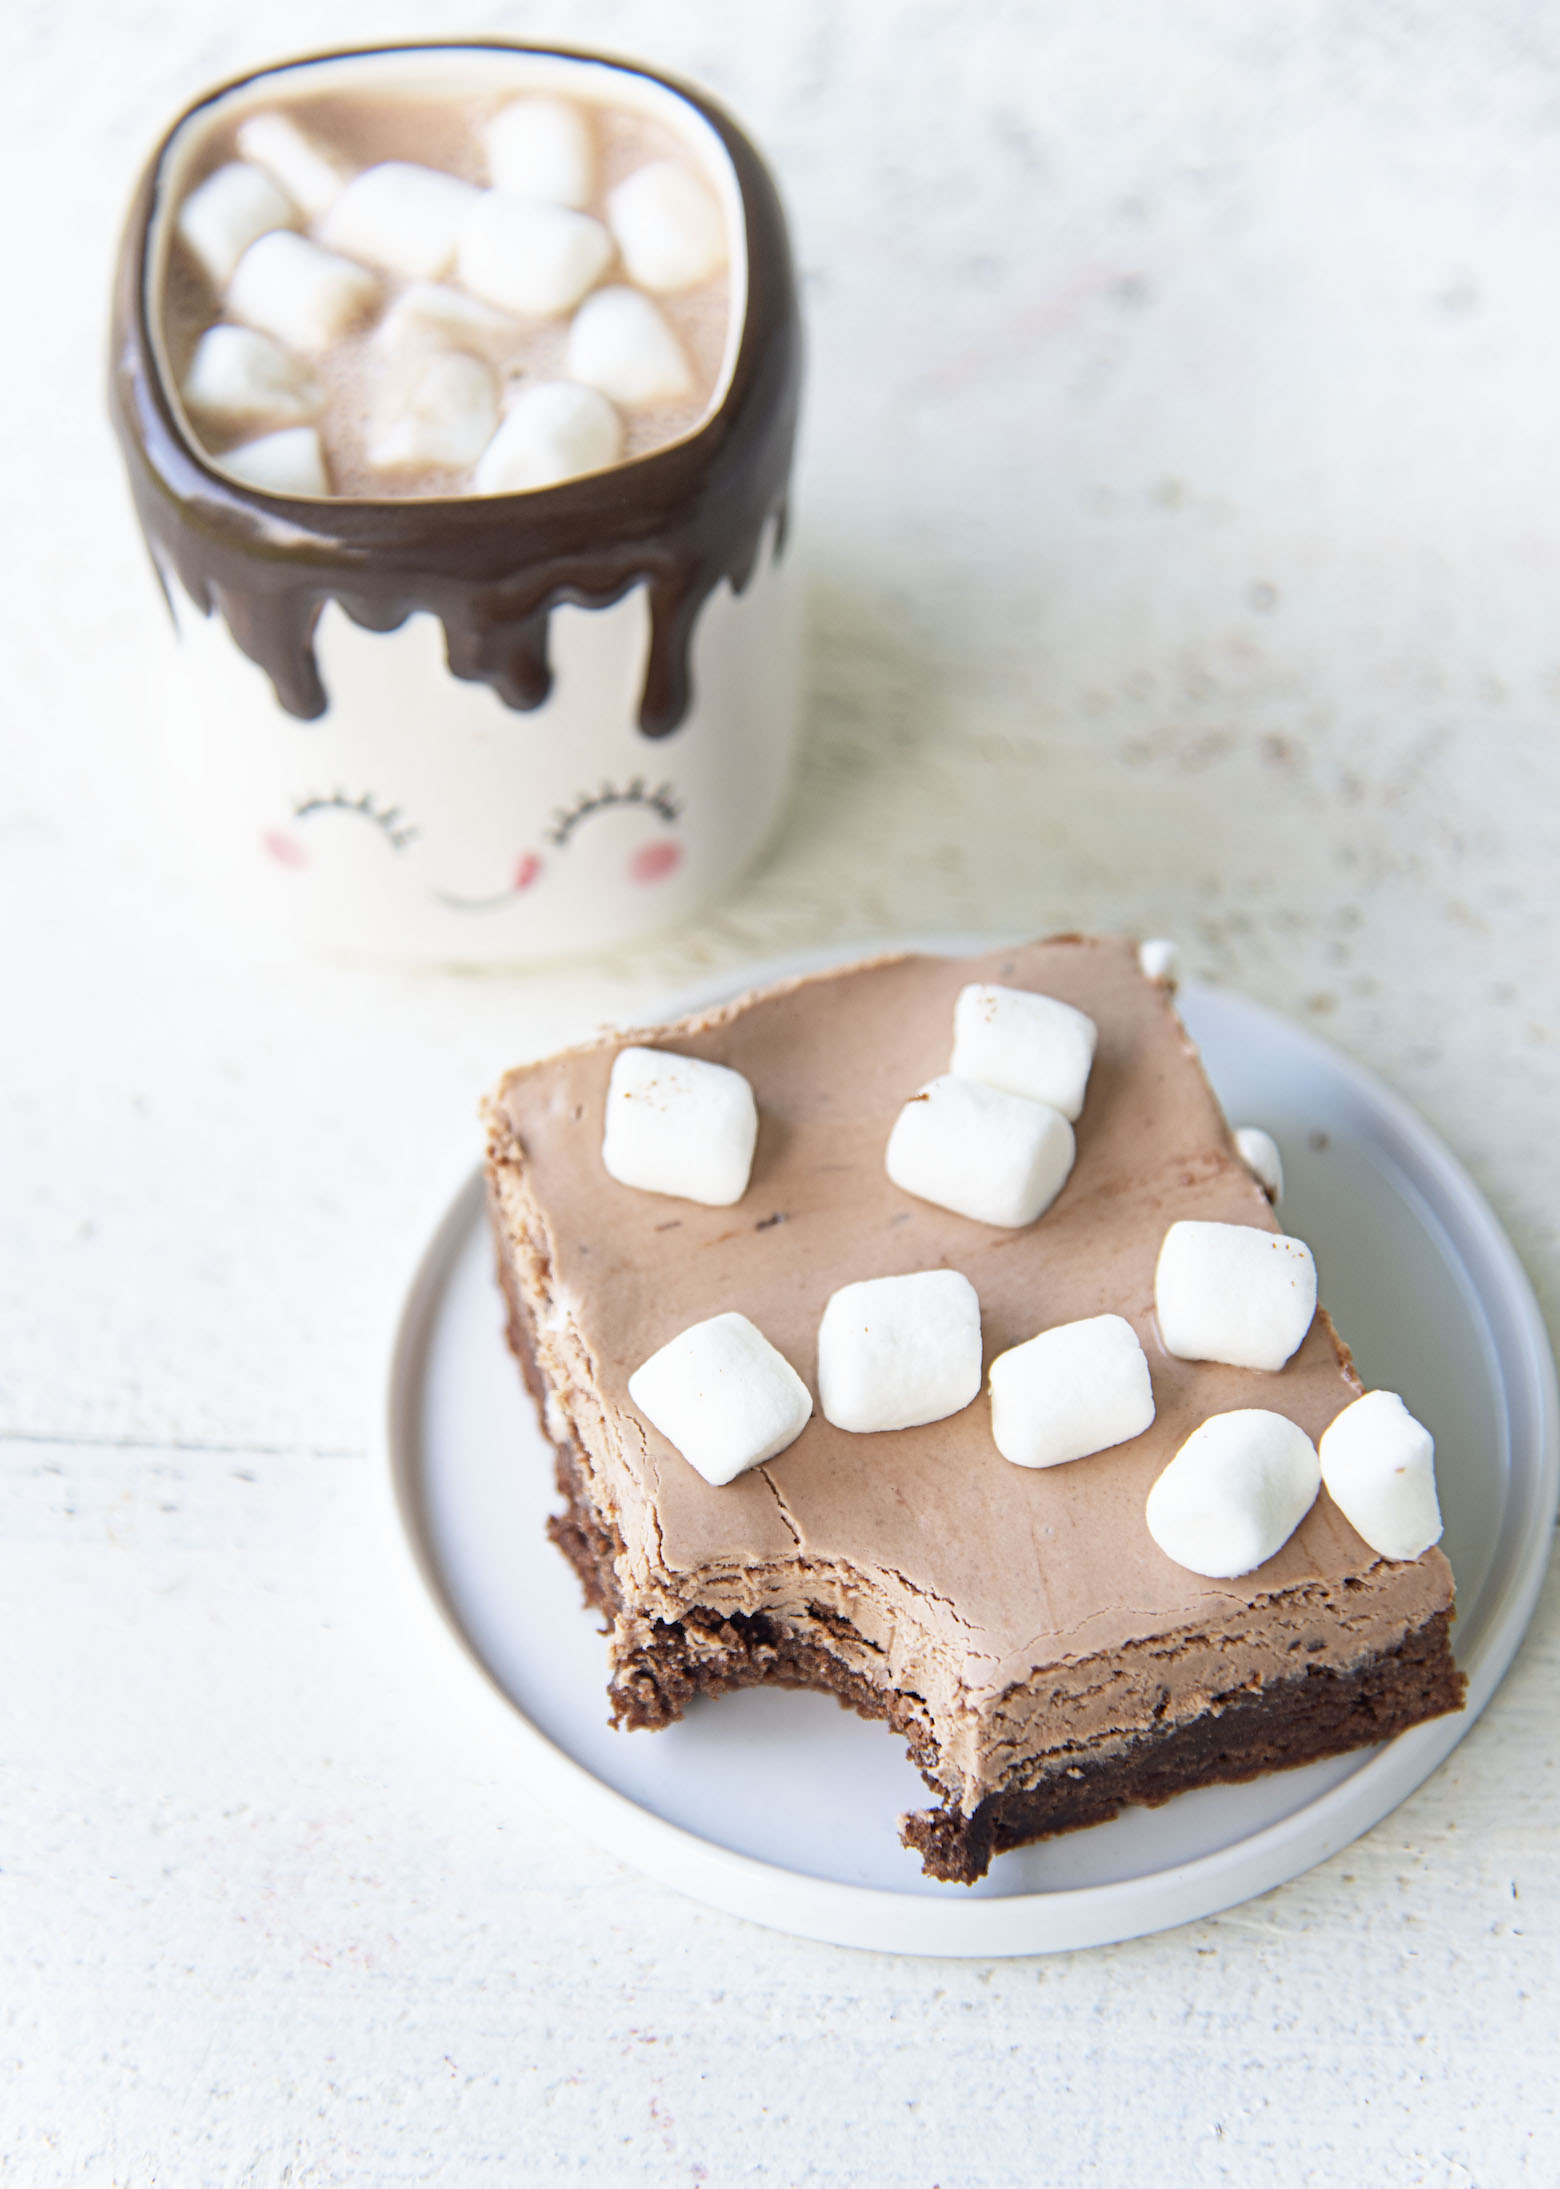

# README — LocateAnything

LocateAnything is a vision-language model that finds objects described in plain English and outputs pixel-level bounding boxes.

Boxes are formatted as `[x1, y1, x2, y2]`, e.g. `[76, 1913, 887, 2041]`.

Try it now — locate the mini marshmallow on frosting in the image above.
[1138, 937, 1180, 985]
[601, 1046, 758, 1207]
[1233, 1126, 1284, 1206]
[1147, 1409, 1322, 1578]
[629, 1312, 812, 1487]
[887, 1076, 1075, 1229]
[1155, 1219, 1317, 1373]
[950, 983, 1096, 1120]
[818, 1270, 984, 1435]
[1319, 1390, 1443, 1561]
[163, 78, 732, 499]
[989, 1314, 1155, 1470]
[884, 980, 1089, 1228]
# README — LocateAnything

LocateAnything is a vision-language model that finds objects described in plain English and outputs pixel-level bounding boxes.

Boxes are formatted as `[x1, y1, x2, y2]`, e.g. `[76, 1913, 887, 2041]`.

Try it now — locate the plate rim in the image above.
[377, 940, 1560, 1957]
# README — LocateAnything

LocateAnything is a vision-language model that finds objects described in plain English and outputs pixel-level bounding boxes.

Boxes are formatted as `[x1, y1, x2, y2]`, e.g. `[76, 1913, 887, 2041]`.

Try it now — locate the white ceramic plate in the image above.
[380, 944, 1558, 1956]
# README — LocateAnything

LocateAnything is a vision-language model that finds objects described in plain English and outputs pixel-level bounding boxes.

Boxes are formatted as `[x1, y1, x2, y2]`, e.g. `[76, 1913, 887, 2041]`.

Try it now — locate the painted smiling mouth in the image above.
[434, 853, 544, 913]
[434, 889, 527, 912]
[433, 835, 684, 911]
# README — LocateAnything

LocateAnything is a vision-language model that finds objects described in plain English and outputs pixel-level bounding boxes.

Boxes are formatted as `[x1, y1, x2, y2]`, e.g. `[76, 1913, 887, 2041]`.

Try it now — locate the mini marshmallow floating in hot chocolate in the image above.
[181, 325, 318, 426]
[235, 111, 349, 218]
[886, 1075, 1075, 1228]
[608, 158, 728, 292]
[629, 1311, 812, 1486]
[377, 281, 515, 351]
[1155, 1218, 1317, 1372]
[950, 982, 1097, 1120]
[177, 161, 296, 286]
[486, 96, 596, 206]
[568, 286, 695, 407]
[817, 1269, 983, 1434]
[602, 1046, 758, 1206]
[988, 1313, 1155, 1469]
[227, 230, 381, 352]
[218, 425, 329, 496]
[474, 381, 624, 493]
[320, 161, 481, 281]
[1233, 1125, 1284, 1205]
[370, 352, 499, 473]
[1319, 1390, 1443, 1560]
[472, 383, 625, 494]
[457, 193, 614, 317]
[1146, 1409, 1321, 1578]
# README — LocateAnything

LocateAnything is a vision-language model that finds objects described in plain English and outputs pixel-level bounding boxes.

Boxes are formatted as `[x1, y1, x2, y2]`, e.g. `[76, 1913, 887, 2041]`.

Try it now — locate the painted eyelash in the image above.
[544, 778, 682, 848]
[293, 790, 419, 851]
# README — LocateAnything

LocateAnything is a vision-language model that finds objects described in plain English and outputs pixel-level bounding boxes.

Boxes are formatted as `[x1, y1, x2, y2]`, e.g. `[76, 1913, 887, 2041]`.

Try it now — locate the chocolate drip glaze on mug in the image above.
[108, 43, 801, 737]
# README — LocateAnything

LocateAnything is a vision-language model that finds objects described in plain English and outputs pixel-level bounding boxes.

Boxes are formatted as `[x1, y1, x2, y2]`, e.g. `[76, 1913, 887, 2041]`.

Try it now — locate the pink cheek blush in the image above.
[263, 829, 309, 870]
[513, 852, 543, 892]
[630, 841, 682, 885]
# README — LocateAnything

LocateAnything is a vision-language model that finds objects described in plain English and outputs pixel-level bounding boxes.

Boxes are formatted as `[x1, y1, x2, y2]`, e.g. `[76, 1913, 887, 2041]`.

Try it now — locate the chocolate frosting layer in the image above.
[107, 41, 801, 734]
[486, 939, 1455, 1787]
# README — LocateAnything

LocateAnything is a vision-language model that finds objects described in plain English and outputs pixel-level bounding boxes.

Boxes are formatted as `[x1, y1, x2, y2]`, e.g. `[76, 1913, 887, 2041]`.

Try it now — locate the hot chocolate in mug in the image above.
[109, 42, 802, 964]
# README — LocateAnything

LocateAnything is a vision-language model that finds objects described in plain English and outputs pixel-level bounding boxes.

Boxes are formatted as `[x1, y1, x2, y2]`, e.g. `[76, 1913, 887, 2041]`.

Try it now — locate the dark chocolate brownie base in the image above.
[490, 1191, 1468, 1886]
[901, 1605, 1465, 1882]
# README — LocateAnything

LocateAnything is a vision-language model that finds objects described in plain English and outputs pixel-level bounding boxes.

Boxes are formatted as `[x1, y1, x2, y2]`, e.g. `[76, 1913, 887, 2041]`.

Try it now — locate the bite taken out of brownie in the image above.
[481, 939, 1465, 1883]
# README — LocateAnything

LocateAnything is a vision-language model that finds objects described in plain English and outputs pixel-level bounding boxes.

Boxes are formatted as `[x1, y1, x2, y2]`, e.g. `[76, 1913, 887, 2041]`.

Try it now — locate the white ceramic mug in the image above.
[110, 43, 803, 965]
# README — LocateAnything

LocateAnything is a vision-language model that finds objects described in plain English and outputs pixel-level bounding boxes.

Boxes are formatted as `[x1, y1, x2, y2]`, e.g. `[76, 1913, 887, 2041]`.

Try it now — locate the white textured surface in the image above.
[3, 0, 1559, 2180]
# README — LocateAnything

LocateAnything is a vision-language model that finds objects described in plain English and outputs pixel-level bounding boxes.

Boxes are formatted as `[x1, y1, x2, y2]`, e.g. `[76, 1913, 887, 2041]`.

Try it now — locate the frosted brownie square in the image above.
[482, 938, 1464, 1882]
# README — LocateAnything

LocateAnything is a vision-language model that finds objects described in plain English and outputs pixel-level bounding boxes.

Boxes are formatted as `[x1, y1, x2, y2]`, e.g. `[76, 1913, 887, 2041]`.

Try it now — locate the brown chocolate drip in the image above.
[107, 42, 802, 738]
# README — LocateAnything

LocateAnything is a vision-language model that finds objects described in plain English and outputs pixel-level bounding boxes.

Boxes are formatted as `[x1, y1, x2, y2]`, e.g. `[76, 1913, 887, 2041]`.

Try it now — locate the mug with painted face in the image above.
[109, 42, 802, 964]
